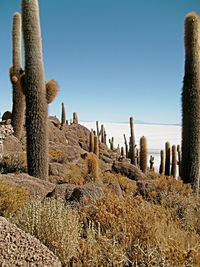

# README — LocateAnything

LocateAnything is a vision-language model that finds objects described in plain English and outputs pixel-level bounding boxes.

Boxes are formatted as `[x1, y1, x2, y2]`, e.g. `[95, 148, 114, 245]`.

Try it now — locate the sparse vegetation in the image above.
[0, 152, 27, 173]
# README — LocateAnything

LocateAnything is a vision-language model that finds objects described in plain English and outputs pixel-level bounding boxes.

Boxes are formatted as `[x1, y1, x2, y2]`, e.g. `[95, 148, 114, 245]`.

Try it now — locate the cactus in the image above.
[164, 141, 170, 176]
[22, 0, 48, 180]
[123, 134, 128, 158]
[96, 121, 100, 138]
[171, 145, 177, 178]
[89, 130, 94, 153]
[181, 12, 200, 194]
[94, 135, 99, 157]
[139, 136, 147, 173]
[86, 153, 99, 181]
[121, 146, 125, 157]
[159, 150, 165, 175]
[129, 117, 136, 165]
[61, 102, 66, 126]
[46, 79, 58, 104]
[149, 155, 154, 171]
[73, 112, 78, 124]
[177, 145, 181, 177]
[109, 137, 114, 150]
[11, 12, 25, 139]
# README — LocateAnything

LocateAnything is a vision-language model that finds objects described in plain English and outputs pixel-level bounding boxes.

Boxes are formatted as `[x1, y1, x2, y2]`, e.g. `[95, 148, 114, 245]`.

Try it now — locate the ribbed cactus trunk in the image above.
[94, 135, 99, 157]
[139, 136, 147, 173]
[130, 117, 136, 165]
[171, 145, 177, 179]
[182, 12, 200, 194]
[61, 102, 66, 126]
[164, 141, 170, 176]
[22, 0, 48, 180]
[89, 130, 94, 153]
[11, 12, 25, 139]
[177, 145, 181, 177]
[159, 150, 165, 175]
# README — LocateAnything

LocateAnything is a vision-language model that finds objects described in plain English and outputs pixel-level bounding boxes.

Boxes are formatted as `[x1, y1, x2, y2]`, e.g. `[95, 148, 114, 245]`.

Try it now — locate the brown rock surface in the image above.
[3, 135, 23, 154]
[0, 216, 61, 266]
[1, 173, 55, 200]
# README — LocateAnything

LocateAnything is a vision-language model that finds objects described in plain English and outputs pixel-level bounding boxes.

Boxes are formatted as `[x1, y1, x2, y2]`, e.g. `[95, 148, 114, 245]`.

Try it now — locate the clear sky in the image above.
[0, 0, 199, 124]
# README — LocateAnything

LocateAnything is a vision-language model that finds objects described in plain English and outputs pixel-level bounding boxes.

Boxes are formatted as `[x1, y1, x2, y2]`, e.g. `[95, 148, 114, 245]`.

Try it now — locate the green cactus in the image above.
[22, 0, 48, 180]
[61, 102, 66, 126]
[130, 117, 136, 165]
[139, 136, 147, 173]
[164, 141, 170, 176]
[171, 145, 177, 179]
[181, 12, 200, 194]
[11, 12, 25, 139]
[159, 150, 165, 175]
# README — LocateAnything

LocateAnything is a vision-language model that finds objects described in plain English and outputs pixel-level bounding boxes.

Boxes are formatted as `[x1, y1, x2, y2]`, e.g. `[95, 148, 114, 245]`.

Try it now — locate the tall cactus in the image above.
[159, 150, 165, 175]
[94, 135, 99, 157]
[171, 145, 177, 179]
[130, 117, 136, 165]
[22, 0, 48, 180]
[181, 12, 200, 194]
[11, 12, 25, 139]
[177, 145, 181, 177]
[164, 141, 170, 176]
[139, 136, 147, 173]
[89, 130, 94, 153]
[61, 102, 66, 126]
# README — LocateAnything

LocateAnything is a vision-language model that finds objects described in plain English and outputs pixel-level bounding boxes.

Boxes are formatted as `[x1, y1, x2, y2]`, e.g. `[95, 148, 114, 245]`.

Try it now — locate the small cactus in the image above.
[159, 150, 165, 175]
[123, 134, 128, 158]
[130, 117, 136, 165]
[139, 136, 147, 173]
[61, 102, 66, 126]
[171, 145, 177, 178]
[86, 153, 99, 181]
[164, 141, 170, 176]
[121, 146, 125, 157]
[73, 112, 78, 124]
[149, 155, 154, 171]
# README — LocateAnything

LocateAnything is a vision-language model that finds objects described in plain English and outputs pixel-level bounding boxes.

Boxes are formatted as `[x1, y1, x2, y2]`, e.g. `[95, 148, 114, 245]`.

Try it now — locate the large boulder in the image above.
[1, 173, 55, 200]
[0, 217, 61, 266]
[3, 135, 23, 154]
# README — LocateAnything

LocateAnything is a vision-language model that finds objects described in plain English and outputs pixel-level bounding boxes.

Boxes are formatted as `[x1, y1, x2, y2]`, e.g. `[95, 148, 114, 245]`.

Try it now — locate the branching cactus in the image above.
[22, 0, 48, 180]
[11, 12, 25, 139]
[61, 102, 66, 126]
[182, 12, 200, 194]
[130, 117, 136, 165]
[139, 136, 147, 173]
[171, 145, 177, 179]
[164, 141, 170, 176]
[159, 150, 165, 175]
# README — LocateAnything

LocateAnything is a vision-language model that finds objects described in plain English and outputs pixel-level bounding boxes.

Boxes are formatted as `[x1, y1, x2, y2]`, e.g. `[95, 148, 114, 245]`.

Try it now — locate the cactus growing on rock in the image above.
[73, 112, 78, 124]
[11, 12, 25, 139]
[61, 102, 66, 126]
[159, 150, 165, 175]
[164, 141, 170, 176]
[181, 12, 200, 194]
[139, 136, 147, 173]
[86, 153, 99, 181]
[129, 117, 136, 165]
[22, 0, 48, 180]
[171, 145, 177, 179]
[94, 135, 99, 157]
[177, 145, 181, 177]
[89, 130, 94, 153]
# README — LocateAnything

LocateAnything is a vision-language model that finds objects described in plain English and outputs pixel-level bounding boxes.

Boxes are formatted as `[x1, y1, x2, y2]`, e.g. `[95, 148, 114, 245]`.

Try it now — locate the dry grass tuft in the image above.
[49, 149, 68, 164]
[0, 152, 27, 174]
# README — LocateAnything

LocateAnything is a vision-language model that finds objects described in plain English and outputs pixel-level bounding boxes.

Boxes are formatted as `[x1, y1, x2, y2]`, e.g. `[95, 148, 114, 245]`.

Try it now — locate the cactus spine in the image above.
[61, 102, 66, 126]
[159, 150, 165, 175]
[11, 12, 25, 139]
[164, 141, 170, 176]
[171, 145, 177, 179]
[22, 0, 48, 180]
[181, 12, 200, 194]
[130, 117, 136, 165]
[139, 136, 147, 173]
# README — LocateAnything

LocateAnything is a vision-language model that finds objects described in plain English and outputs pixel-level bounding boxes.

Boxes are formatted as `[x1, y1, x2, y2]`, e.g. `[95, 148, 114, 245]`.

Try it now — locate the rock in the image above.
[49, 162, 70, 177]
[2, 111, 12, 121]
[66, 183, 104, 206]
[107, 182, 123, 198]
[49, 144, 80, 164]
[112, 161, 147, 181]
[47, 183, 76, 201]
[1, 173, 55, 201]
[3, 136, 23, 154]
[136, 179, 154, 197]
[0, 217, 61, 266]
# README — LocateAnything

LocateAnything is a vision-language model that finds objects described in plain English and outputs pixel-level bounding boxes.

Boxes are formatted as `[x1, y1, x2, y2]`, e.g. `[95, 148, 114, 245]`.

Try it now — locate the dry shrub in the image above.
[62, 161, 87, 185]
[80, 194, 200, 266]
[11, 198, 81, 265]
[0, 177, 27, 217]
[0, 152, 27, 174]
[100, 172, 137, 195]
[49, 149, 68, 164]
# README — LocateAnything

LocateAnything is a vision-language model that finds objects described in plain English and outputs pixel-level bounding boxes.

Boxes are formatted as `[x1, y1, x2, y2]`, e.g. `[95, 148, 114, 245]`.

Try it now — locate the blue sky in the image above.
[0, 0, 199, 124]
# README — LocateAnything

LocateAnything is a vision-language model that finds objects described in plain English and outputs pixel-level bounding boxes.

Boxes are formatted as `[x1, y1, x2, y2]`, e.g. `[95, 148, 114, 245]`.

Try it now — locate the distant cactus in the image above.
[96, 121, 100, 138]
[121, 146, 125, 157]
[159, 150, 165, 175]
[61, 102, 66, 126]
[109, 137, 114, 150]
[149, 155, 154, 171]
[171, 145, 177, 178]
[130, 117, 136, 165]
[164, 142, 170, 176]
[177, 145, 181, 177]
[94, 135, 99, 157]
[11, 12, 25, 139]
[46, 79, 58, 104]
[181, 12, 200, 194]
[73, 112, 78, 124]
[86, 153, 99, 181]
[89, 130, 94, 153]
[123, 134, 128, 158]
[22, 0, 48, 180]
[139, 136, 147, 173]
